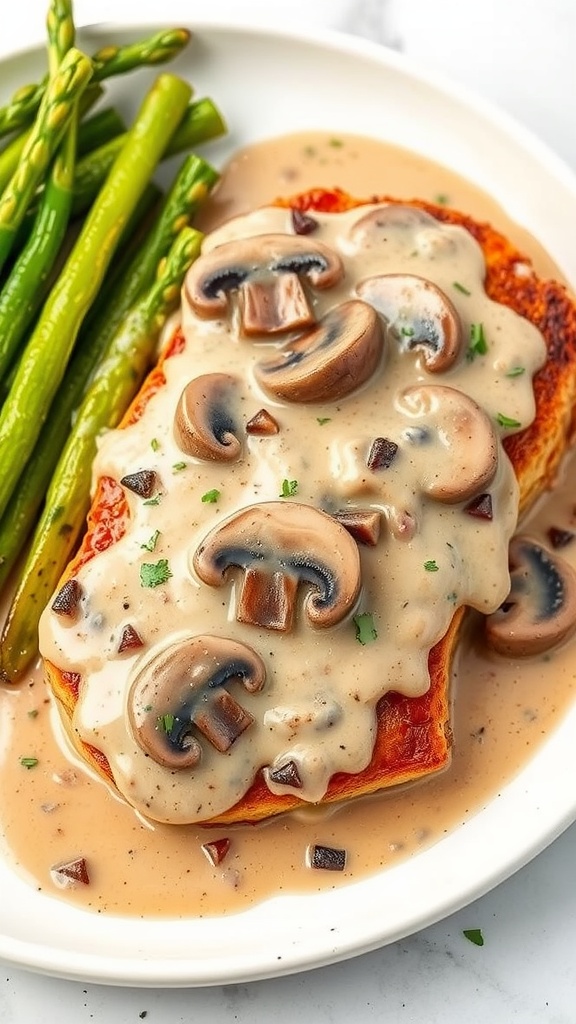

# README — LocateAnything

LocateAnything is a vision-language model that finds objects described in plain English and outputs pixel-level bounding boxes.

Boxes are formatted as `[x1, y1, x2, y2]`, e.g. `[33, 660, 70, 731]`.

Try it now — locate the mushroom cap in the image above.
[357, 273, 462, 372]
[184, 233, 344, 319]
[485, 536, 576, 656]
[174, 372, 241, 462]
[349, 205, 439, 246]
[398, 384, 499, 503]
[254, 299, 384, 403]
[193, 501, 362, 630]
[128, 634, 266, 769]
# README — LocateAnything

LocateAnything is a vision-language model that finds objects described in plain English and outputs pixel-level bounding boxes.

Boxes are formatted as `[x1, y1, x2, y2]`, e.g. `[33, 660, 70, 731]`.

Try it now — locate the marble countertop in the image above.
[2, 1, 576, 1020]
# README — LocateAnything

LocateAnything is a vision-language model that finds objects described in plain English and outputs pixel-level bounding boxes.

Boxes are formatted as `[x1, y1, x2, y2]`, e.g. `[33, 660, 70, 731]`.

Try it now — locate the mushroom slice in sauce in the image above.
[357, 274, 462, 372]
[254, 300, 383, 403]
[128, 635, 266, 768]
[174, 373, 241, 462]
[399, 384, 498, 503]
[183, 233, 344, 336]
[348, 204, 439, 246]
[193, 502, 361, 632]
[485, 537, 576, 657]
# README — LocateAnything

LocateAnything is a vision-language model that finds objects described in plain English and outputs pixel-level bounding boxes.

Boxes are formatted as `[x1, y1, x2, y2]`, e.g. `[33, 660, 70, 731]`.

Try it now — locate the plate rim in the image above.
[1, 10, 576, 987]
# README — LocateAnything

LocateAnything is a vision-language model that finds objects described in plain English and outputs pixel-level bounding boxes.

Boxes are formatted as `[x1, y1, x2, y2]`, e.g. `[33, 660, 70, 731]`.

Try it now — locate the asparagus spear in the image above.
[0, 46, 93, 274]
[0, 227, 202, 682]
[0, 72, 192, 520]
[0, 28, 191, 139]
[0, 83, 104, 195]
[0, 0, 79, 380]
[76, 107, 126, 155]
[70, 97, 226, 217]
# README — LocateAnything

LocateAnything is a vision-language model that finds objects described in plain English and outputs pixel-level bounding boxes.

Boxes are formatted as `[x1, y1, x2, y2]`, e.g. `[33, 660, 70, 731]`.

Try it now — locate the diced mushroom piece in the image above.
[331, 508, 381, 546]
[485, 536, 576, 656]
[193, 502, 361, 632]
[128, 635, 266, 768]
[246, 408, 280, 435]
[399, 384, 498, 503]
[50, 856, 90, 887]
[201, 837, 231, 866]
[52, 578, 83, 618]
[357, 274, 462, 372]
[184, 234, 344, 336]
[174, 373, 241, 462]
[254, 300, 383, 403]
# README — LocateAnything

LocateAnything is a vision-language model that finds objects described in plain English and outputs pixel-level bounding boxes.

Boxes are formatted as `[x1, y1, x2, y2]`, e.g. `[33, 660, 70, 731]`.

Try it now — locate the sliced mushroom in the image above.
[128, 635, 266, 769]
[184, 234, 344, 336]
[174, 373, 241, 462]
[193, 502, 361, 632]
[349, 205, 438, 247]
[254, 300, 383, 403]
[357, 274, 462, 372]
[399, 384, 498, 503]
[485, 537, 576, 657]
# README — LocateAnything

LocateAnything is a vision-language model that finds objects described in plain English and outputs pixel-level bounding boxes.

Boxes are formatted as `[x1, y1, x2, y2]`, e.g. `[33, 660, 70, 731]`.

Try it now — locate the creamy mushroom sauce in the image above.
[1, 132, 575, 915]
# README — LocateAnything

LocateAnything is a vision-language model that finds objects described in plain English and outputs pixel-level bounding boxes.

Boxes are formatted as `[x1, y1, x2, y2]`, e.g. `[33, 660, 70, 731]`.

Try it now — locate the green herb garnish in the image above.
[463, 928, 484, 946]
[172, 461, 187, 472]
[27, 709, 39, 719]
[141, 530, 160, 553]
[467, 322, 488, 360]
[150, 438, 160, 452]
[140, 559, 172, 589]
[435, 193, 449, 205]
[424, 560, 439, 572]
[496, 412, 522, 429]
[20, 756, 38, 769]
[201, 489, 221, 504]
[280, 478, 298, 497]
[329, 137, 343, 148]
[158, 713, 175, 734]
[506, 366, 525, 378]
[400, 325, 415, 337]
[317, 417, 331, 426]
[354, 612, 378, 645]
[453, 281, 471, 296]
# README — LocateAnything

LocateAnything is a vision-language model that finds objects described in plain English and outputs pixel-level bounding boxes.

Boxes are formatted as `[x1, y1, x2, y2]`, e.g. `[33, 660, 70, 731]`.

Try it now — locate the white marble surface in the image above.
[2, 0, 576, 1019]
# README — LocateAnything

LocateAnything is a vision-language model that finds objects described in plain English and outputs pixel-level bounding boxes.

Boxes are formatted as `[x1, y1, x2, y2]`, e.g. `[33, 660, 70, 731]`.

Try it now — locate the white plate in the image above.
[2, 11, 576, 988]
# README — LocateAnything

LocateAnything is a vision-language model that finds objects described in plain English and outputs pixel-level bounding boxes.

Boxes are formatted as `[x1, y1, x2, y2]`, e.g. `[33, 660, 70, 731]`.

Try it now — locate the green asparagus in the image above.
[70, 97, 226, 216]
[0, 27, 191, 139]
[0, 227, 202, 681]
[0, 1, 79, 380]
[0, 72, 192, 519]
[0, 83, 104, 195]
[0, 46, 93, 273]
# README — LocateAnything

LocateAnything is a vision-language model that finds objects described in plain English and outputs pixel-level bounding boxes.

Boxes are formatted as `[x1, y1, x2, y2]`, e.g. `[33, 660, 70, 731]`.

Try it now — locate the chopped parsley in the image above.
[140, 559, 172, 589]
[453, 281, 471, 296]
[158, 713, 175, 734]
[506, 366, 525, 378]
[142, 493, 162, 507]
[27, 709, 39, 719]
[329, 137, 343, 148]
[316, 417, 332, 426]
[172, 461, 187, 473]
[150, 438, 160, 452]
[467, 322, 488, 360]
[400, 324, 415, 337]
[20, 756, 38, 769]
[496, 412, 522, 429]
[435, 193, 449, 205]
[201, 489, 221, 504]
[141, 530, 160, 553]
[353, 612, 378, 645]
[463, 928, 484, 947]
[280, 478, 298, 498]
[424, 559, 440, 572]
